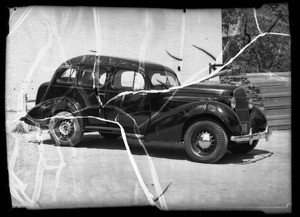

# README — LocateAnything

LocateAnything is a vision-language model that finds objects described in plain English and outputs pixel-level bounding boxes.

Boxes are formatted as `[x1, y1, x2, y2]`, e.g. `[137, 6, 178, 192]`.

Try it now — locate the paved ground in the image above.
[6, 118, 291, 213]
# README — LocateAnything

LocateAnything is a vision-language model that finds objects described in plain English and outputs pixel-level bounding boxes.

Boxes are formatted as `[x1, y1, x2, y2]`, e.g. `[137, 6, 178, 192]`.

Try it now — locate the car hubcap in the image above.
[59, 120, 74, 137]
[193, 131, 215, 153]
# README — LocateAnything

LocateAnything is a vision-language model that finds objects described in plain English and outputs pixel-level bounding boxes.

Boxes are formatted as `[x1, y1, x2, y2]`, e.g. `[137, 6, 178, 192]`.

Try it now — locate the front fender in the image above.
[250, 105, 268, 132]
[145, 101, 242, 142]
[23, 97, 83, 128]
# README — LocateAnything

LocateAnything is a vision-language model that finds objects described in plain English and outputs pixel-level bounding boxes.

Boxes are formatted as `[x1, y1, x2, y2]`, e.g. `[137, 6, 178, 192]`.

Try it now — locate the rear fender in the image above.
[26, 97, 84, 128]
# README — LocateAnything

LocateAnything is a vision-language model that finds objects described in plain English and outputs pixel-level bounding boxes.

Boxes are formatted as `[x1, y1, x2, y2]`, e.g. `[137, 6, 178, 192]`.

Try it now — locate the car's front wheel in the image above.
[49, 111, 83, 146]
[184, 120, 228, 163]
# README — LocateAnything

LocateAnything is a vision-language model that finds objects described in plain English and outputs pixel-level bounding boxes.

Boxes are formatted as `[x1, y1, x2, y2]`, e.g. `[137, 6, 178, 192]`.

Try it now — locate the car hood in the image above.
[166, 82, 237, 102]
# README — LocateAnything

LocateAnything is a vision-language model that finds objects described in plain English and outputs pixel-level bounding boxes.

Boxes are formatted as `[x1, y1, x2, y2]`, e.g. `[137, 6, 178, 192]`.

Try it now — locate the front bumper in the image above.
[230, 126, 271, 144]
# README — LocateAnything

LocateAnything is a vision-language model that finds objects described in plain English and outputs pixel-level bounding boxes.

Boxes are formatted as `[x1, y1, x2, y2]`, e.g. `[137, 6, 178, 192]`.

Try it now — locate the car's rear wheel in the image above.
[228, 140, 259, 154]
[184, 120, 228, 163]
[99, 132, 120, 139]
[49, 111, 83, 146]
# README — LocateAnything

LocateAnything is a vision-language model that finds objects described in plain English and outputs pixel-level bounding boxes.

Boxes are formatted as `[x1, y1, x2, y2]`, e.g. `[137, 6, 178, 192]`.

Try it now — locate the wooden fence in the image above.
[23, 93, 36, 113]
[246, 73, 291, 130]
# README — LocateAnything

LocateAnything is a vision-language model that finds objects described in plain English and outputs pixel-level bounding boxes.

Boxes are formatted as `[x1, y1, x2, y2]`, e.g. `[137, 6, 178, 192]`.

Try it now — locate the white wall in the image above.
[6, 6, 222, 111]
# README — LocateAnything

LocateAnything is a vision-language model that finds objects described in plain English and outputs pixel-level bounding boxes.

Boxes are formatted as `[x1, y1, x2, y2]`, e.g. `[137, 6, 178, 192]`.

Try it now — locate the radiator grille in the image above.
[233, 88, 250, 134]
[233, 88, 248, 109]
[236, 109, 250, 121]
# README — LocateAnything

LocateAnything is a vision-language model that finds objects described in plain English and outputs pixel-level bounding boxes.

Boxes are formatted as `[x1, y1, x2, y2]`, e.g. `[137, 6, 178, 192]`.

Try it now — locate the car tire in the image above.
[228, 140, 259, 154]
[99, 132, 120, 139]
[184, 120, 228, 163]
[48, 111, 83, 146]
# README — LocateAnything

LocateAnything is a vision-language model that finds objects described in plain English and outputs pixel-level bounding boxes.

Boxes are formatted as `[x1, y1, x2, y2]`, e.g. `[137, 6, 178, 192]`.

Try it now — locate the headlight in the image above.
[230, 97, 236, 109]
[248, 98, 254, 109]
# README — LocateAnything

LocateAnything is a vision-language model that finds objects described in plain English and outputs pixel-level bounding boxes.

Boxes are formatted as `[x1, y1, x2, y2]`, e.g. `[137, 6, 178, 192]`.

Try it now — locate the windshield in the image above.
[148, 70, 180, 89]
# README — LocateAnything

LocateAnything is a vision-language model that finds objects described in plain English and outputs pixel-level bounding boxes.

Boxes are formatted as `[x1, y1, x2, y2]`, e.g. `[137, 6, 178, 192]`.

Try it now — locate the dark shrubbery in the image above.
[222, 4, 290, 73]
[12, 123, 28, 134]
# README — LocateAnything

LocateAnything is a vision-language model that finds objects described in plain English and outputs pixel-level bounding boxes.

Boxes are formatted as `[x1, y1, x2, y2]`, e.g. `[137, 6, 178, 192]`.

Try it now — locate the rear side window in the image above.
[80, 69, 94, 87]
[57, 68, 77, 84]
[79, 67, 107, 88]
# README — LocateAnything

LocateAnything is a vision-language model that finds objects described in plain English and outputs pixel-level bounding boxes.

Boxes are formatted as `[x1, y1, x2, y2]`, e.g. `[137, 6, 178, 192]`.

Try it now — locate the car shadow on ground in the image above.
[42, 134, 273, 164]
[42, 134, 188, 161]
[217, 149, 273, 165]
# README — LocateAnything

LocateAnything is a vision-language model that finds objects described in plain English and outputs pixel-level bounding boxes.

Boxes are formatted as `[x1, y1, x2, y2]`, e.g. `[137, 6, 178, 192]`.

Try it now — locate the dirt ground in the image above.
[6, 116, 291, 213]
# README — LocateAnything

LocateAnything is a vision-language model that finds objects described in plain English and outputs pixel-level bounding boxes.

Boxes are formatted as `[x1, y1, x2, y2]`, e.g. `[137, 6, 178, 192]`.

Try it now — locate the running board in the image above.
[126, 133, 145, 139]
[85, 125, 121, 132]
[85, 126, 145, 139]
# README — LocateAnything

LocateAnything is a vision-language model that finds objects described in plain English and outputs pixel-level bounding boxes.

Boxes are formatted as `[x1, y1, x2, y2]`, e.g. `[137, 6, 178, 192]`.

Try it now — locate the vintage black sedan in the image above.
[21, 55, 271, 163]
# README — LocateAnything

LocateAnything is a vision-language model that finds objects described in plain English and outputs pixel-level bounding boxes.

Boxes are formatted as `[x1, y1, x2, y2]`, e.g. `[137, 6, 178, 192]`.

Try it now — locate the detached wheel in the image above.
[228, 140, 258, 154]
[184, 121, 228, 163]
[49, 111, 83, 146]
[99, 132, 120, 139]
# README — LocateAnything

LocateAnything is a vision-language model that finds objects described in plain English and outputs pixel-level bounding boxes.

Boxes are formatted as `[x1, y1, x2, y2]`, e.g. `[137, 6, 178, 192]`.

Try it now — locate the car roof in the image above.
[58, 54, 175, 73]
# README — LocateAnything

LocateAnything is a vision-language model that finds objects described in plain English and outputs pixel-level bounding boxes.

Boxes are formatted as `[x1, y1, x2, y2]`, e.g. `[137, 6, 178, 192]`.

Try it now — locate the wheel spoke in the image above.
[49, 111, 83, 147]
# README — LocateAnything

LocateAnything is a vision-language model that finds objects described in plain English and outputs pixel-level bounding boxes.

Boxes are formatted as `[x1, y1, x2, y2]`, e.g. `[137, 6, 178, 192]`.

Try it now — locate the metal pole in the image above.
[25, 94, 28, 112]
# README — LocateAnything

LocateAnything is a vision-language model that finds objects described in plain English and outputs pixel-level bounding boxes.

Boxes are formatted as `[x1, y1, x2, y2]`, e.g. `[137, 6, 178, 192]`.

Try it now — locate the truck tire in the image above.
[184, 120, 228, 163]
[49, 111, 83, 146]
[228, 140, 259, 154]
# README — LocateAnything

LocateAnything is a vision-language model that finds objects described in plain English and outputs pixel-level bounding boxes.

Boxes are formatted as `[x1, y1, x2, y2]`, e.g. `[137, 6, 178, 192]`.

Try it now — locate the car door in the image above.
[104, 67, 151, 134]
[76, 66, 108, 126]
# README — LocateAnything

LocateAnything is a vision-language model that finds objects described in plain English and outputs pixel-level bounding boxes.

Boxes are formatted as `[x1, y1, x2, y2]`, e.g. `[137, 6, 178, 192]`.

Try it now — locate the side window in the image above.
[57, 68, 77, 84]
[151, 73, 166, 85]
[112, 69, 145, 90]
[133, 72, 145, 90]
[79, 67, 107, 88]
[80, 69, 93, 87]
[149, 70, 179, 89]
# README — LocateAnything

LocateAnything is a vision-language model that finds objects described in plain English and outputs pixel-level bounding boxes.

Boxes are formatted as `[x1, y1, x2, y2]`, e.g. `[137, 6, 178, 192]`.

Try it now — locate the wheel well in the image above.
[44, 109, 69, 126]
[180, 114, 230, 142]
[50, 108, 86, 127]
